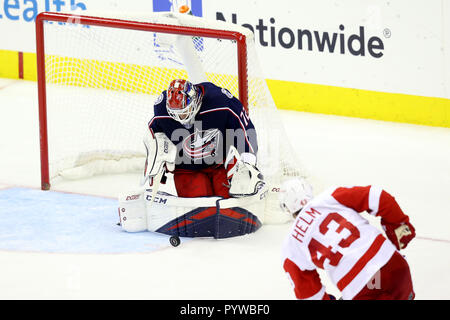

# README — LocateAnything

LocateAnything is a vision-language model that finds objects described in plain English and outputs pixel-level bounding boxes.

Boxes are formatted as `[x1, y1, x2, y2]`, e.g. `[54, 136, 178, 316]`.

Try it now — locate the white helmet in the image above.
[278, 178, 313, 217]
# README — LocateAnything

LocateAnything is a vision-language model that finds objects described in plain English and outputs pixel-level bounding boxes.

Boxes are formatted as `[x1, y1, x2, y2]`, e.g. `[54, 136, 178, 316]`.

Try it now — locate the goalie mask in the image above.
[279, 178, 313, 218]
[166, 79, 202, 125]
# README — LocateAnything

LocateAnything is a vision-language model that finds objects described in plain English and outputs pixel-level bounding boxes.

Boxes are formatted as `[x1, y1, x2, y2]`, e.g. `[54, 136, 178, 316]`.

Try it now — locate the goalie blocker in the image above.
[118, 183, 268, 239]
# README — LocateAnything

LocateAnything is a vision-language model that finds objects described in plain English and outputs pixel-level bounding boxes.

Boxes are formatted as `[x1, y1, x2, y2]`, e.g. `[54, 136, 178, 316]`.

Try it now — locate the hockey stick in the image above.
[146, 168, 164, 209]
[145, 167, 181, 247]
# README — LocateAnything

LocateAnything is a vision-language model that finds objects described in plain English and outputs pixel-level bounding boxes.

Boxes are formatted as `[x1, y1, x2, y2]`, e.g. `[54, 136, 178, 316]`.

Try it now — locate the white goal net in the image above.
[37, 12, 311, 223]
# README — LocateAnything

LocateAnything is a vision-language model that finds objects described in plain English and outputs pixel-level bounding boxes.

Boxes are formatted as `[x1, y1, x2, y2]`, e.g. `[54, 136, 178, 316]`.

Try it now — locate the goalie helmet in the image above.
[166, 79, 202, 125]
[279, 178, 313, 217]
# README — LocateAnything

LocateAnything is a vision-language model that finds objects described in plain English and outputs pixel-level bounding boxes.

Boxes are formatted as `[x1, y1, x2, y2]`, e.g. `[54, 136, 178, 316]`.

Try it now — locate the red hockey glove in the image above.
[381, 218, 416, 250]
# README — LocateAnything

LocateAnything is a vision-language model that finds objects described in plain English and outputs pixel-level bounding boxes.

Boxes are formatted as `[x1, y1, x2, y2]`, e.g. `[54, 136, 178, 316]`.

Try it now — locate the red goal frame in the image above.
[35, 12, 249, 190]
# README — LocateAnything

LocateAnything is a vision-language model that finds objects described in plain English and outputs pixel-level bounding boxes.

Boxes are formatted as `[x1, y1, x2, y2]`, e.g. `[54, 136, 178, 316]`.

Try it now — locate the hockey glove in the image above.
[224, 147, 264, 197]
[381, 218, 416, 250]
[142, 131, 176, 187]
[225, 147, 256, 181]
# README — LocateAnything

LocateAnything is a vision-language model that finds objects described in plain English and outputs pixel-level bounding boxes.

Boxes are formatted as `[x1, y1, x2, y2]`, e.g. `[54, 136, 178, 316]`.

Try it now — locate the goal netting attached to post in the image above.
[36, 11, 311, 224]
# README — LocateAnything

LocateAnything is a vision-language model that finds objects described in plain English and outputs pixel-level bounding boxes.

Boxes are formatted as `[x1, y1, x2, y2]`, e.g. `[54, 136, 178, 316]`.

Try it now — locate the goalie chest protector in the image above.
[148, 82, 258, 171]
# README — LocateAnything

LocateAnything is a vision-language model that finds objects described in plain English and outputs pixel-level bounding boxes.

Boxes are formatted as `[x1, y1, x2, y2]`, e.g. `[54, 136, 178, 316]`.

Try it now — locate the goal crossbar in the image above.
[35, 12, 249, 190]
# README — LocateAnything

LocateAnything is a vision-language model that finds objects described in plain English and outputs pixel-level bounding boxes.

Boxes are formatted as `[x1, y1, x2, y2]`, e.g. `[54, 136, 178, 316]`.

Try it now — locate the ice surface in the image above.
[0, 79, 449, 299]
[0, 187, 186, 254]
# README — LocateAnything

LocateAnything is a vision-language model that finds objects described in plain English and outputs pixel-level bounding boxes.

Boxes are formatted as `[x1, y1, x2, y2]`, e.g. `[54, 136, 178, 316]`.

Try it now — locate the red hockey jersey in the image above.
[281, 185, 407, 300]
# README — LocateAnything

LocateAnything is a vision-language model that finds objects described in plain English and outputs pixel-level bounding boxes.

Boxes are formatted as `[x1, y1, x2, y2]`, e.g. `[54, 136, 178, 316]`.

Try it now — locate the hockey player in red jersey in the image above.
[279, 179, 416, 300]
[145, 79, 260, 199]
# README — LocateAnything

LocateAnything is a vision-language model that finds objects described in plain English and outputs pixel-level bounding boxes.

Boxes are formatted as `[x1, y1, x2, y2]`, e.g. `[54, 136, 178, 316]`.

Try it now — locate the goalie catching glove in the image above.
[142, 131, 177, 187]
[225, 146, 265, 198]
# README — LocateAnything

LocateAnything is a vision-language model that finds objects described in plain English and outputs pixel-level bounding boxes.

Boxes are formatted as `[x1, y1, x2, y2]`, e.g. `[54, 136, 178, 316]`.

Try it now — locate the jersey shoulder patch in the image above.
[153, 92, 169, 116]
[154, 92, 165, 106]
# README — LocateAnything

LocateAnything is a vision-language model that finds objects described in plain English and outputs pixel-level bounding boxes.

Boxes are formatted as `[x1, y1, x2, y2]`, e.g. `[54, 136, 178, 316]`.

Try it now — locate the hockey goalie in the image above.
[118, 79, 267, 239]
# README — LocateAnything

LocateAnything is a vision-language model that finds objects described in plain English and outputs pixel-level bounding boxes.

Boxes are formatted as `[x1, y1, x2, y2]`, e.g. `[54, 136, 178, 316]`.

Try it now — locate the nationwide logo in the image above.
[216, 13, 387, 58]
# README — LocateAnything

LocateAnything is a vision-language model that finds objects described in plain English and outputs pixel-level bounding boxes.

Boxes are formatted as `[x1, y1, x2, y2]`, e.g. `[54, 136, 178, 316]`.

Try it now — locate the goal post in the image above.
[36, 11, 249, 190]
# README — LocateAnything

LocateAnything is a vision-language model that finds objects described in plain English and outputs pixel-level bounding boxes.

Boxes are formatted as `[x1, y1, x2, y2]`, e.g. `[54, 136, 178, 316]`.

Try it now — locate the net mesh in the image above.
[41, 12, 310, 223]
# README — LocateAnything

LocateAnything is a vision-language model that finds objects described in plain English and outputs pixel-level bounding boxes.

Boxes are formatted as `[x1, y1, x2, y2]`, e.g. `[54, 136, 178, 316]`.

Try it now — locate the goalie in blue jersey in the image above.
[146, 78, 263, 199]
[118, 79, 267, 240]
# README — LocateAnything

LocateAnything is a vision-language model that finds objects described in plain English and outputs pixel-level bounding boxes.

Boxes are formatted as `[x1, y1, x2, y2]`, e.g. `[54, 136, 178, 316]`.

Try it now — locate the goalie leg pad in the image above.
[142, 188, 267, 238]
[118, 190, 147, 232]
[154, 206, 262, 239]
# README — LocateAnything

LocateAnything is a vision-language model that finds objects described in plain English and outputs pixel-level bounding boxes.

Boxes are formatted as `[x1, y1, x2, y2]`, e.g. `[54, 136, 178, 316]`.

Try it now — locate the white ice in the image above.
[0, 78, 449, 299]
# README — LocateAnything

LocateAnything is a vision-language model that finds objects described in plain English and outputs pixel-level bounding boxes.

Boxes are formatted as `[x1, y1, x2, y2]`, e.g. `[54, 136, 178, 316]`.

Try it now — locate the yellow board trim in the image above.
[0, 49, 449, 128]
[43, 54, 240, 98]
[0, 49, 19, 79]
[267, 79, 450, 128]
[23, 52, 37, 81]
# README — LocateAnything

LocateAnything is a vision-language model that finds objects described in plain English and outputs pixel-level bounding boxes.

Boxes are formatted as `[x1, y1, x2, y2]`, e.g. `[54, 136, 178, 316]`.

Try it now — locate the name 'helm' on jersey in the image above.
[166, 79, 202, 126]
[279, 178, 314, 218]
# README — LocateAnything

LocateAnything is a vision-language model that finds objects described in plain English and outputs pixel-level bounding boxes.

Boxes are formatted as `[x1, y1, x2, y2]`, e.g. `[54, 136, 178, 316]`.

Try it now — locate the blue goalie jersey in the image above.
[148, 82, 258, 171]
